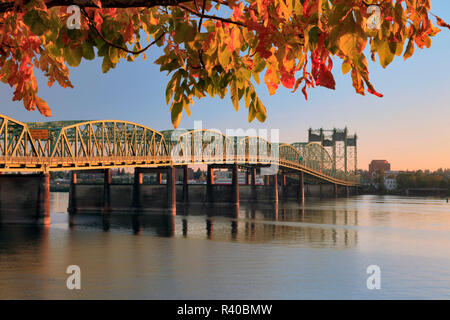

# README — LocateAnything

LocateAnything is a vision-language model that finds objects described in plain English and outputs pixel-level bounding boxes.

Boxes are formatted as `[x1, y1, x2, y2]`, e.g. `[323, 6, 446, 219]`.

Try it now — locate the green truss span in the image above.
[0, 114, 359, 186]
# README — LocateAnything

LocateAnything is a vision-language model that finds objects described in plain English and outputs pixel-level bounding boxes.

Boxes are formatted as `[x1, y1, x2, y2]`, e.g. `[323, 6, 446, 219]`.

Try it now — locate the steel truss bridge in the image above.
[0, 114, 359, 186]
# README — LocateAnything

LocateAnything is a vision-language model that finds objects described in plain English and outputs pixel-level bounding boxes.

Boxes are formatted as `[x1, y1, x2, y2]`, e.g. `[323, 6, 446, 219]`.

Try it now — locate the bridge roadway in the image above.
[0, 114, 359, 224]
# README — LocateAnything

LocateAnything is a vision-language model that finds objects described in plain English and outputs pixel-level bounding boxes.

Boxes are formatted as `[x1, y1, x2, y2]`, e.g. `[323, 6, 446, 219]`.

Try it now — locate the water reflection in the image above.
[2, 194, 450, 299]
[66, 201, 358, 249]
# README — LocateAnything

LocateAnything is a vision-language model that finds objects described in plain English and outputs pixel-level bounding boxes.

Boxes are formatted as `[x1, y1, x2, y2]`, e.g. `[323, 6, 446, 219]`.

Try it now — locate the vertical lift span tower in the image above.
[308, 128, 357, 174]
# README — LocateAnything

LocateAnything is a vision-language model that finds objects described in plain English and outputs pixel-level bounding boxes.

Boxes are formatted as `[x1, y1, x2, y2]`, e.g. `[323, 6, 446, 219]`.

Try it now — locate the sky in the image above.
[1, 1, 449, 171]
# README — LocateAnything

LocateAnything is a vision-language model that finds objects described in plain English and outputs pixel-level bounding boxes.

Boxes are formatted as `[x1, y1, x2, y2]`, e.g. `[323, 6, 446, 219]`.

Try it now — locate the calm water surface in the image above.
[1, 193, 450, 299]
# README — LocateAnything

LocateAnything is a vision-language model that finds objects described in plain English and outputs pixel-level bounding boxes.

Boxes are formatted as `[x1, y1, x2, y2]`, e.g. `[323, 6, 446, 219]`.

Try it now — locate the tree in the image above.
[0, 0, 449, 127]
[374, 168, 385, 191]
[193, 167, 202, 179]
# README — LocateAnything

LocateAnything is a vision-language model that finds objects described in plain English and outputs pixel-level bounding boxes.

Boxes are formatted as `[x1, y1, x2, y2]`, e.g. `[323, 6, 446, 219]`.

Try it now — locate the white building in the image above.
[213, 170, 264, 184]
[384, 177, 397, 190]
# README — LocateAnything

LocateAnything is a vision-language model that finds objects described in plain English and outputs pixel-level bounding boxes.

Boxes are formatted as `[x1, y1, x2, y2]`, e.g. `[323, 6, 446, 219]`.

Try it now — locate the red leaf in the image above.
[317, 65, 336, 90]
[280, 69, 295, 89]
[436, 16, 450, 30]
[368, 88, 383, 98]
[35, 97, 52, 117]
[302, 85, 308, 100]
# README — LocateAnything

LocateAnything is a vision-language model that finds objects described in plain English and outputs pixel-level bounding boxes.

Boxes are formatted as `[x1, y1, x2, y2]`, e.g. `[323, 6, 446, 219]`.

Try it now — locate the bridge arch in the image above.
[0, 114, 39, 158]
[304, 142, 334, 175]
[48, 120, 169, 159]
[291, 142, 334, 175]
[279, 143, 303, 164]
[237, 136, 274, 163]
[170, 129, 235, 163]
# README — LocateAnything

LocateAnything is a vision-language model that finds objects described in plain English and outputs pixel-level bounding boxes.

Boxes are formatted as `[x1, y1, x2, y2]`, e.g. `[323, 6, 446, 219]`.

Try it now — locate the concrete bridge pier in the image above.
[0, 173, 50, 224]
[264, 175, 270, 186]
[346, 186, 350, 198]
[271, 174, 278, 204]
[182, 165, 189, 203]
[281, 174, 287, 201]
[102, 169, 111, 214]
[68, 172, 77, 214]
[37, 173, 51, 225]
[250, 167, 257, 201]
[334, 183, 338, 198]
[206, 164, 214, 202]
[132, 168, 143, 209]
[166, 166, 176, 214]
[298, 172, 305, 206]
[232, 163, 239, 206]
[157, 172, 162, 184]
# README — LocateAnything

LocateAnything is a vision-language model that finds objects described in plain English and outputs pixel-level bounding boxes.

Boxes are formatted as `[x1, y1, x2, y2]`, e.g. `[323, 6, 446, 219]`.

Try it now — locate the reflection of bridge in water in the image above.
[0, 114, 360, 225]
[67, 202, 358, 249]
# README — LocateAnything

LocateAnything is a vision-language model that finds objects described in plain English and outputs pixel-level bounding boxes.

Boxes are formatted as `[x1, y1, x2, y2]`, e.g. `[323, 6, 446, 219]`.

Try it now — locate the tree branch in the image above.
[178, 3, 245, 27]
[0, 0, 195, 13]
[81, 7, 165, 55]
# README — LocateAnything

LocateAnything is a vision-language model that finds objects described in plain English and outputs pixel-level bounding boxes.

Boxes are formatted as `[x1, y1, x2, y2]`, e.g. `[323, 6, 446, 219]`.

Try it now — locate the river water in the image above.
[0, 193, 449, 299]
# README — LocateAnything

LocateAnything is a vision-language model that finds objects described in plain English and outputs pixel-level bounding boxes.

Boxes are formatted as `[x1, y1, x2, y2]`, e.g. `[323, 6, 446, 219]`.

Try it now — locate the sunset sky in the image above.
[1, 1, 449, 171]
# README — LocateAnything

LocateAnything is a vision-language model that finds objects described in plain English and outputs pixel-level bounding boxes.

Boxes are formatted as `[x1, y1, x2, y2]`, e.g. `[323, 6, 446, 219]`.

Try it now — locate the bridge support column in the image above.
[298, 172, 305, 206]
[264, 175, 270, 186]
[251, 167, 257, 201]
[102, 169, 111, 213]
[206, 219, 213, 239]
[183, 165, 189, 203]
[232, 164, 239, 206]
[272, 174, 278, 204]
[319, 184, 323, 199]
[157, 172, 162, 184]
[133, 168, 142, 209]
[37, 173, 50, 225]
[68, 172, 77, 214]
[281, 174, 287, 201]
[207, 165, 214, 202]
[334, 184, 338, 198]
[346, 186, 350, 198]
[167, 166, 176, 214]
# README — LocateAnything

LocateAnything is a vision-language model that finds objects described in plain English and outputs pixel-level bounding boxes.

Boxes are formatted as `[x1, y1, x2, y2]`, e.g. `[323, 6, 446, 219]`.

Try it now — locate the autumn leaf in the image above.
[0, 0, 447, 126]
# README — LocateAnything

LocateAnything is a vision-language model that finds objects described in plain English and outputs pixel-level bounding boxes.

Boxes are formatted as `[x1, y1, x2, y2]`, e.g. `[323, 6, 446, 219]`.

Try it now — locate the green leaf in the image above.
[218, 46, 231, 69]
[82, 42, 95, 60]
[165, 71, 181, 104]
[248, 102, 256, 122]
[23, 10, 49, 36]
[230, 80, 239, 111]
[171, 101, 183, 128]
[373, 38, 394, 68]
[338, 30, 367, 58]
[174, 22, 196, 43]
[102, 56, 114, 73]
[341, 61, 351, 75]
[108, 46, 120, 64]
[255, 99, 267, 122]
[403, 38, 415, 60]
[64, 46, 82, 67]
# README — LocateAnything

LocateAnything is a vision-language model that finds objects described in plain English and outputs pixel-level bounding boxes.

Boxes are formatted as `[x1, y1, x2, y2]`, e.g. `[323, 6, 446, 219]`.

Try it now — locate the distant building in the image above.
[213, 170, 264, 184]
[384, 177, 397, 191]
[369, 160, 391, 178]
